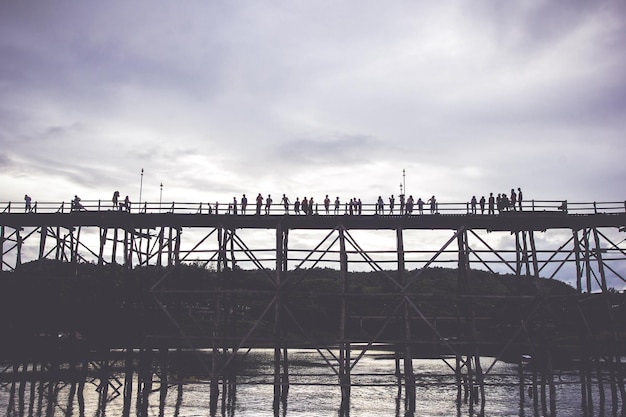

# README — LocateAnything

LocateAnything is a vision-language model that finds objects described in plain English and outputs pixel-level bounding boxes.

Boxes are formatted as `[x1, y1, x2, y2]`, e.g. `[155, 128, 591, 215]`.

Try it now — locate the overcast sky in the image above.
[1, 0, 625, 206]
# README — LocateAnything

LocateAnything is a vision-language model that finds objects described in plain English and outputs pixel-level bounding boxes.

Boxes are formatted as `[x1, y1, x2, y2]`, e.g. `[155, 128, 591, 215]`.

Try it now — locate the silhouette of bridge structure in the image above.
[1, 198, 625, 414]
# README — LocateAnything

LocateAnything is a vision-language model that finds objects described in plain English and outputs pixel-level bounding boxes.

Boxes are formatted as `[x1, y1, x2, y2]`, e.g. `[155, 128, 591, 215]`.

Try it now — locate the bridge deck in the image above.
[1, 210, 625, 231]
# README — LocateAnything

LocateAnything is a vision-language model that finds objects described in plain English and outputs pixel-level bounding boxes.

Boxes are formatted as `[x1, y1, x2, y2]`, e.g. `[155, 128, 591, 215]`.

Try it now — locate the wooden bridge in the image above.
[1, 198, 625, 415]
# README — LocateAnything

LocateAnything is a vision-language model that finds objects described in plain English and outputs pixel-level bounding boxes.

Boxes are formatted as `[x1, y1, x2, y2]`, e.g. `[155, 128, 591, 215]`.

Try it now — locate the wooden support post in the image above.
[281, 229, 290, 402]
[69, 227, 76, 264]
[573, 230, 583, 293]
[397, 226, 414, 412]
[157, 227, 164, 267]
[98, 228, 106, 266]
[592, 228, 608, 292]
[159, 347, 168, 417]
[217, 226, 225, 272]
[273, 224, 285, 412]
[39, 225, 47, 260]
[230, 228, 236, 270]
[168, 227, 174, 267]
[338, 227, 351, 412]
[0, 225, 4, 270]
[583, 229, 593, 292]
[456, 354, 463, 405]
[174, 227, 181, 266]
[122, 348, 134, 417]
[528, 231, 540, 291]
[112, 228, 118, 264]
[16, 227, 22, 268]
[210, 289, 222, 414]
[124, 229, 130, 267]
[55, 226, 62, 261]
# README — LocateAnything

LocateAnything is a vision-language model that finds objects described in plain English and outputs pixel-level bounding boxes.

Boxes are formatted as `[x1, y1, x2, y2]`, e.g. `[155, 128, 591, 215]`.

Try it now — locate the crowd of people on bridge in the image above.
[198, 187, 524, 216]
[19, 187, 524, 216]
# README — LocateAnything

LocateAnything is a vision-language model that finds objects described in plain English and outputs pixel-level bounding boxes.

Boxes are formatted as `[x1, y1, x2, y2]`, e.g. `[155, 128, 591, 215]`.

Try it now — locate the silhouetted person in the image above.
[309, 197, 315, 215]
[406, 195, 414, 214]
[241, 194, 248, 214]
[324, 195, 330, 215]
[334, 197, 340, 215]
[232, 197, 238, 215]
[294, 197, 301, 214]
[282, 194, 290, 214]
[496, 193, 502, 213]
[377, 196, 384, 215]
[389, 194, 395, 214]
[399, 194, 405, 214]
[72, 195, 85, 212]
[417, 197, 424, 215]
[510, 188, 517, 211]
[501, 192, 510, 211]
[120, 195, 131, 212]
[517, 188, 523, 211]
[256, 193, 263, 215]
[470, 196, 477, 214]
[479, 196, 485, 214]
[348, 199, 354, 215]
[265, 194, 272, 215]
[24, 194, 32, 212]
[357, 198, 362, 215]
[427, 195, 436, 214]
[302, 197, 309, 215]
[112, 191, 120, 210]
[488, 193, 495, 215]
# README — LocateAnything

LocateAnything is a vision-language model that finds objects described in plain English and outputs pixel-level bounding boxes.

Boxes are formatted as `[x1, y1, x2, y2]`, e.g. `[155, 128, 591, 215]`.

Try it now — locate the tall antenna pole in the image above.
[159, 182, 163, 213]
[139, 168, 144, 208]
[403, 169, 406, 196]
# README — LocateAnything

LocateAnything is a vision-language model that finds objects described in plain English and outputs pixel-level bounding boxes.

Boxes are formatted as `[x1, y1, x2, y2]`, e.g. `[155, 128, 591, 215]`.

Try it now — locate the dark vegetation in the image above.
[0, 260, 623, 361]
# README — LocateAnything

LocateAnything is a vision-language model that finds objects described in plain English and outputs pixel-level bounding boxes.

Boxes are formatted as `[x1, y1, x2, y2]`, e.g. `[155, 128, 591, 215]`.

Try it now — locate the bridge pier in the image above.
[338, 227, 351, 412]
[396, 226, 415, 412]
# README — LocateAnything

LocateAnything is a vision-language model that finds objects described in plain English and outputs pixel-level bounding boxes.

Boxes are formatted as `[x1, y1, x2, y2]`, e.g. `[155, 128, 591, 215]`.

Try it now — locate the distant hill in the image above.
[0, 259, 622, 361]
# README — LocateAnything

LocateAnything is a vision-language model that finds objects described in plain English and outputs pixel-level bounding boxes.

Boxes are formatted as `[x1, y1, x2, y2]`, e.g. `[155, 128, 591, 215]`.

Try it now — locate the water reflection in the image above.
[0, 349, 624, 417]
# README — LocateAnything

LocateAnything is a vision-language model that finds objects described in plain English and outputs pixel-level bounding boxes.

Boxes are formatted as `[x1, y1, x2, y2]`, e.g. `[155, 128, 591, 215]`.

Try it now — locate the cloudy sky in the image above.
[1, 0, 625, 206]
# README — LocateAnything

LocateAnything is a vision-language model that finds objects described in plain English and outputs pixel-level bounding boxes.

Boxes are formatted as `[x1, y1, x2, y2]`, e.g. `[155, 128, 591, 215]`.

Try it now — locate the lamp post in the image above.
[402, 168, 406, 197]
[139, 168, 144, 209]
[160, 182, 163, 213]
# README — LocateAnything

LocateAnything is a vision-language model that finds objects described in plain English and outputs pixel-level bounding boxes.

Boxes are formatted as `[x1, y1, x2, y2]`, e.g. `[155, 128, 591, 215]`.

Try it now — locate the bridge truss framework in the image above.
[1, 209, 626, 415]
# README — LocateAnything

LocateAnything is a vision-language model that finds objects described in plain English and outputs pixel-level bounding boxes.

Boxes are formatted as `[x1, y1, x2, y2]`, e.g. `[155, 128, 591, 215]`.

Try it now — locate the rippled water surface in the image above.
[1, 349, 623, 416]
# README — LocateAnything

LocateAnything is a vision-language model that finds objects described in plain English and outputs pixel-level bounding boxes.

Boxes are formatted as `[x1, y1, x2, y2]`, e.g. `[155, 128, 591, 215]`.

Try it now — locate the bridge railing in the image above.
[2, 199, 625, 215]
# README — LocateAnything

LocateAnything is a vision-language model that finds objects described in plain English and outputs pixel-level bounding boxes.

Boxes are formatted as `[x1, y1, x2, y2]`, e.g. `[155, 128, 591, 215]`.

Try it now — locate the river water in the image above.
[0, 349, 623, 416]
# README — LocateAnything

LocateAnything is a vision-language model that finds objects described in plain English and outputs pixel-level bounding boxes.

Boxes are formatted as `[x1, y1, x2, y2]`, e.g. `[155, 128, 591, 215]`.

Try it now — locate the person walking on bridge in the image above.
[281, 194, 290, 214]
[24, 194, 32, 212]
[510, 189, 517, 211]
[265, 194, 273, 215]
[255, 193, 263, 215]
[427, 195, 437, 214]
[241, 194, 248, 214]
[112, 191, 120, 210]
[294, 197, 301, 215]
[302, 197, 309, 215]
